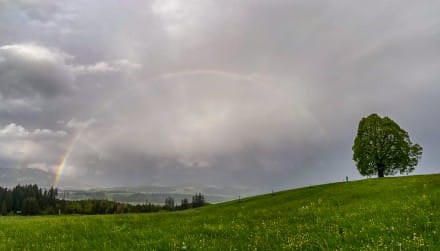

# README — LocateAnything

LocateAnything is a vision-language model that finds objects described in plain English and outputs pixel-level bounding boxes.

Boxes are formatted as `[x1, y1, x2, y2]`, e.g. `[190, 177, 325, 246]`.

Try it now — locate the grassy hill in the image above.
[0, 174, 438, 250]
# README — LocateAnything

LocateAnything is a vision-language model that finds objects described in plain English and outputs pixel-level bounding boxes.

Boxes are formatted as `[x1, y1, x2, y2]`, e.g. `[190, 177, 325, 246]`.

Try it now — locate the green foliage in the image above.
[0, 185, 56, 215]
[0, 184, 174, 215]
[0, 174, 438, 250]
[353, 113, 423, 177]
[192, 193, 206, 208]
[0, 201, 7, 216]
[22, 197, 40, 215]
[58, 199, 163, 215]
[164, 197, 175, 210]
[180, 198, 190, 210]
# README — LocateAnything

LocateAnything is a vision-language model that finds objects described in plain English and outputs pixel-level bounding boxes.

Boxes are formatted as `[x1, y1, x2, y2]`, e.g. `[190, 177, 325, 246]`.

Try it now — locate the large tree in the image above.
[353, 114, 422, 178]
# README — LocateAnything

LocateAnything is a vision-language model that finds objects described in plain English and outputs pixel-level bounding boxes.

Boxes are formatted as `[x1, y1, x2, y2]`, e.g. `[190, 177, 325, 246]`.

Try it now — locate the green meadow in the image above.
[0, 174, 438, 250]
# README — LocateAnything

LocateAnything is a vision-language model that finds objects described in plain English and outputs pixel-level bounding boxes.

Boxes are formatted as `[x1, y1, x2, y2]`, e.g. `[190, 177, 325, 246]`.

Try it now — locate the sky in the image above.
[0, 0, 439, 190]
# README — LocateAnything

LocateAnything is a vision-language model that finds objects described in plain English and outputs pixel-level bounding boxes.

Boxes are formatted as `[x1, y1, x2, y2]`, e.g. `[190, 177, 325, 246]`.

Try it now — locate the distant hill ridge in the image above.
[0, 167, 54, 188]
[0, 167, 257, 204]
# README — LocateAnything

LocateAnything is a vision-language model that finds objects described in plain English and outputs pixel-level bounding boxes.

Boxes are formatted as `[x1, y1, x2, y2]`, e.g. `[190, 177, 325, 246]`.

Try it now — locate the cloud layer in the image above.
[0, 0, 439, 189]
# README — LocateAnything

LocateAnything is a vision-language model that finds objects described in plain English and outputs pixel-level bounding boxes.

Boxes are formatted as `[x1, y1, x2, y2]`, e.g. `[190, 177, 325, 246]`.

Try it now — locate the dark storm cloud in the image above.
[0, 0, 439, 189]
[0, 43, 74, 99]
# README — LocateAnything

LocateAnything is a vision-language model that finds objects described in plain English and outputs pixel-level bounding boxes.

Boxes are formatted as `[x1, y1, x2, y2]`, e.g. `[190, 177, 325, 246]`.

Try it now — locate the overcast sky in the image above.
[0, 0, 439, 190]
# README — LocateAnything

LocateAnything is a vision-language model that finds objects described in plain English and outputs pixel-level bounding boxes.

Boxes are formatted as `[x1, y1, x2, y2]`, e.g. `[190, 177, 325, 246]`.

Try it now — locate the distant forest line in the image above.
[0, 184, 206, 216]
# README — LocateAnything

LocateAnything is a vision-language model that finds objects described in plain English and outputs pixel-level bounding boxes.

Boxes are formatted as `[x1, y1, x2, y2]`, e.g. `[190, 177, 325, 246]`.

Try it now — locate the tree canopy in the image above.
[0, 184, 204, 216]
[192, 193, 206, 208]
[352, 114, 422, 178]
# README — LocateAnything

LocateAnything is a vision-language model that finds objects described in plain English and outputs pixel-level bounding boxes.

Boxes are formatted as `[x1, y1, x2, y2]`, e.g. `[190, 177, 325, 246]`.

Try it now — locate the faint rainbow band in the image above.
[52, 70, 322, 187]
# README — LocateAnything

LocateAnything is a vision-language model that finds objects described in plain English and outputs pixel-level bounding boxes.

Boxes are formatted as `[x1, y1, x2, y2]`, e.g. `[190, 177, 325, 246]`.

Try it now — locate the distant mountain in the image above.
[0, 167, 260, 204]
[0, 167, 54, 188]
[60, 184, 260, 204]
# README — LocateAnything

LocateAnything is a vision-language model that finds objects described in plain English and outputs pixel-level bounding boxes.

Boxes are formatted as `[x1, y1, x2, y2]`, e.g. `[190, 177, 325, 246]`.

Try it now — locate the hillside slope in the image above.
[0, 174, 438, 250]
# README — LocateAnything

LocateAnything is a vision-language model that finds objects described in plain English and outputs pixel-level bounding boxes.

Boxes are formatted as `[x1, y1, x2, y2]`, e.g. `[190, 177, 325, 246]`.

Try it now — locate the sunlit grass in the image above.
[0, 174, 438, 250]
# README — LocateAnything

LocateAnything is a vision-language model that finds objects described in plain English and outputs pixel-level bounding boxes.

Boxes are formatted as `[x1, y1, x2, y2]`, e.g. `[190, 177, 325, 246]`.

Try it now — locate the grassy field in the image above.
[0, 174, 438, 250]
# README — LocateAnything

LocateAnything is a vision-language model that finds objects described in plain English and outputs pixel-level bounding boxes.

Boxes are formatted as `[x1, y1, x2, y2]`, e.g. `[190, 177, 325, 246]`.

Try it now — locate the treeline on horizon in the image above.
[0, 184, 207, 216]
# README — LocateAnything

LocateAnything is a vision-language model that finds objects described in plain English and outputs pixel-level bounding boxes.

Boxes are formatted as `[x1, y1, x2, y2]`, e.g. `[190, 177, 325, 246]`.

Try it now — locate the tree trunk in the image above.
[377, 165, 384, 178]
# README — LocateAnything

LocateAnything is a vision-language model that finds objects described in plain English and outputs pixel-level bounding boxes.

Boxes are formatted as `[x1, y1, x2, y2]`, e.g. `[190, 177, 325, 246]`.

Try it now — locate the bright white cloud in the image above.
[0, 43, 72, 63]
[0, 123, 66, 139]
[73, 62, 117, 74]
[66, 118, 96, 129]
[33, 128, 66, 138]
[73, 60, 142, 74]
[0, 123, 29, 137]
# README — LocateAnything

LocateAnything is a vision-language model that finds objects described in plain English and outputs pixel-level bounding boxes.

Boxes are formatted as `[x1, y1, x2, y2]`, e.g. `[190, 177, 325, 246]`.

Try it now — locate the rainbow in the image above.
[53, 129, 85, 187]
[52, 69, 321, 187]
